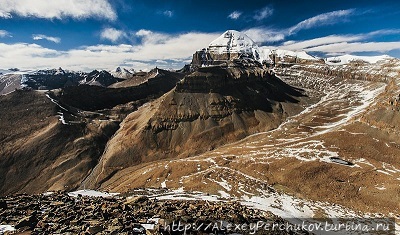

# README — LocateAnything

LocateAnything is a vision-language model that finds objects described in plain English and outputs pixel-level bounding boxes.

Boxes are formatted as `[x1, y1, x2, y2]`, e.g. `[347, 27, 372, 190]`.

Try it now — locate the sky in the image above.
[0, 0, 400, 71]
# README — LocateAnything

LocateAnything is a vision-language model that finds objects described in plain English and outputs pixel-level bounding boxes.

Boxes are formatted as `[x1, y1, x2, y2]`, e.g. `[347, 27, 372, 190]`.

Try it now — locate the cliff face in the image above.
[84, 63, 309, 188]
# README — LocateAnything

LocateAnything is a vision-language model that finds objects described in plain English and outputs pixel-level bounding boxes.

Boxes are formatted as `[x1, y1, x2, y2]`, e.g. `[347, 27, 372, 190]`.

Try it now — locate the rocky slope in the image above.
[83, 60, 309, 189]
[0, 191, 304, 235]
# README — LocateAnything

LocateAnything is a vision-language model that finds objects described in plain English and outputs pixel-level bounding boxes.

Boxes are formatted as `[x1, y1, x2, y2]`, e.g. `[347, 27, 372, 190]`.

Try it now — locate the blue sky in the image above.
[0, 0, 400, 71]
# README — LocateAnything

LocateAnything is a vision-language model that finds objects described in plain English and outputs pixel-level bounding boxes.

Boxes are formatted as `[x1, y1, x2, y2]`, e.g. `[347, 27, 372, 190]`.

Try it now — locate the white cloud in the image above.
[305, 42, 400, 54]
[228, 11, 242, 20]
[244, 27, 286, 43]
[0, 29, 11, 37]
[280, 35, 363, 51]
[135, 29, 170, 44]
[289, 9, 355, 35]
[131, 30, 220, 60]
[279, 29, 400, 51]
[32, 34, 61, 43]
[0, 0, 116, 20]
[242, 9, 357, 44]
[163, 10, 173, 17]
[0, 30, 220, 71]
[253, 6, 273, 21]
[100, 28, 127, 43]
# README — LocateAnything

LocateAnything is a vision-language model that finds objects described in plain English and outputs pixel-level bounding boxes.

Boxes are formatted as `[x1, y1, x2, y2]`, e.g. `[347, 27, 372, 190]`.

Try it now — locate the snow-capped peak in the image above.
[208, 30, 260, 60]
[55, 67, 65, 75]
[110, 66, 135, 79]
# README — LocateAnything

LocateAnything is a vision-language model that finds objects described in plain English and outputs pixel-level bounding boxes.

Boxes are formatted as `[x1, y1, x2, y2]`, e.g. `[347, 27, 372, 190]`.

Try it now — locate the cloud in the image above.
[305, 42, 400, 54]
[0, 30, 220, 71]
[32, 34, 61, 43]
[289, 9, 355, 35]
[163, 10, 173, 17]
[228, 11, 242, 20]
[253, 6, 273, 21]
[280, 35, 364, 51]
[243, 9, 358, 44]
[0, 29, 11, 37]
[279, 29, 400, 51]
[0, 0, 116, 20]
[244, 27, 286, 43]
[100, 28, 127, 43]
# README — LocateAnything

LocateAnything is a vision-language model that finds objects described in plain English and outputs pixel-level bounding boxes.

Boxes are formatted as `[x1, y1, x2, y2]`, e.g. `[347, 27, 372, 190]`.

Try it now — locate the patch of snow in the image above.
[45, 94, 68, 111]
[151, 189, 220, 202]
[375, 185, 386, 190]
[161, 179, 167, 188]
[261, 48, 318, 61]
[218, 190, 231, 198]
[326, 54, 391, 65]
[42, 191, 54, 196]
[376, 170, 392, 176]
[213, 178, 232, 191]
[140, 223, 155, 230]
[57, 112, 69, 125]
[67, 189, 119, 198]
[0, 225, 15, 233]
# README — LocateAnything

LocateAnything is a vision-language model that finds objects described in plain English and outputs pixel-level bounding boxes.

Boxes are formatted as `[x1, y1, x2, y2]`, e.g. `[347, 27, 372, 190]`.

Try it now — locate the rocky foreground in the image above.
[0, 191, 306, 235]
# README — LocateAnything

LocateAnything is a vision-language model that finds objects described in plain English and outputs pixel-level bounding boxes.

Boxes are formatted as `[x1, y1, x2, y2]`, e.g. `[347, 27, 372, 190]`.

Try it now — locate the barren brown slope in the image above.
[0, 69, 185, 196]
[83, 64, 312, 189]
[0, 90, 120, 195]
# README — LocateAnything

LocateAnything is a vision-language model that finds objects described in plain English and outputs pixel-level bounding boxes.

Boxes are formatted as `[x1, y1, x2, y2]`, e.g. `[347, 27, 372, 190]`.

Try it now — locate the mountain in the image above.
[1, 29, 400, 226]
[109, 67, 135, 79]
[85, 32, 400, 218]
[80, 70, 119, 87]
[191, 30, 262, 68]
[0, 69, 183, 195]
[83, 62, 308, 188]
[109, 68, 182, 88]
[208, 30, 261, 60]
[0, 68, 122, 95]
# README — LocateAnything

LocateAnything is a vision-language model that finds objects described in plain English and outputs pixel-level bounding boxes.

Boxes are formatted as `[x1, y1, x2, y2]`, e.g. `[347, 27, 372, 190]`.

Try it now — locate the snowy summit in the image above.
[208, 30, 260, 61]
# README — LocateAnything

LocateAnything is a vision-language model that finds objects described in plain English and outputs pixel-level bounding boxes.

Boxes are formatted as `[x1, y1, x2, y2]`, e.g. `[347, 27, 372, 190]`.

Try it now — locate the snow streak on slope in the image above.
[0, 74, 22, 95]
[45, 94, 71, 125]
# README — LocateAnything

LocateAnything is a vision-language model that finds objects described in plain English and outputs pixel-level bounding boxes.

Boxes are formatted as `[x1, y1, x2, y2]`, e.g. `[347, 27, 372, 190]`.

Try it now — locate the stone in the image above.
[125, 196, 148, 205]
[15, 215, 38, 229]
[87, 225, 104, 234]
[0, 199, 7, 209]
